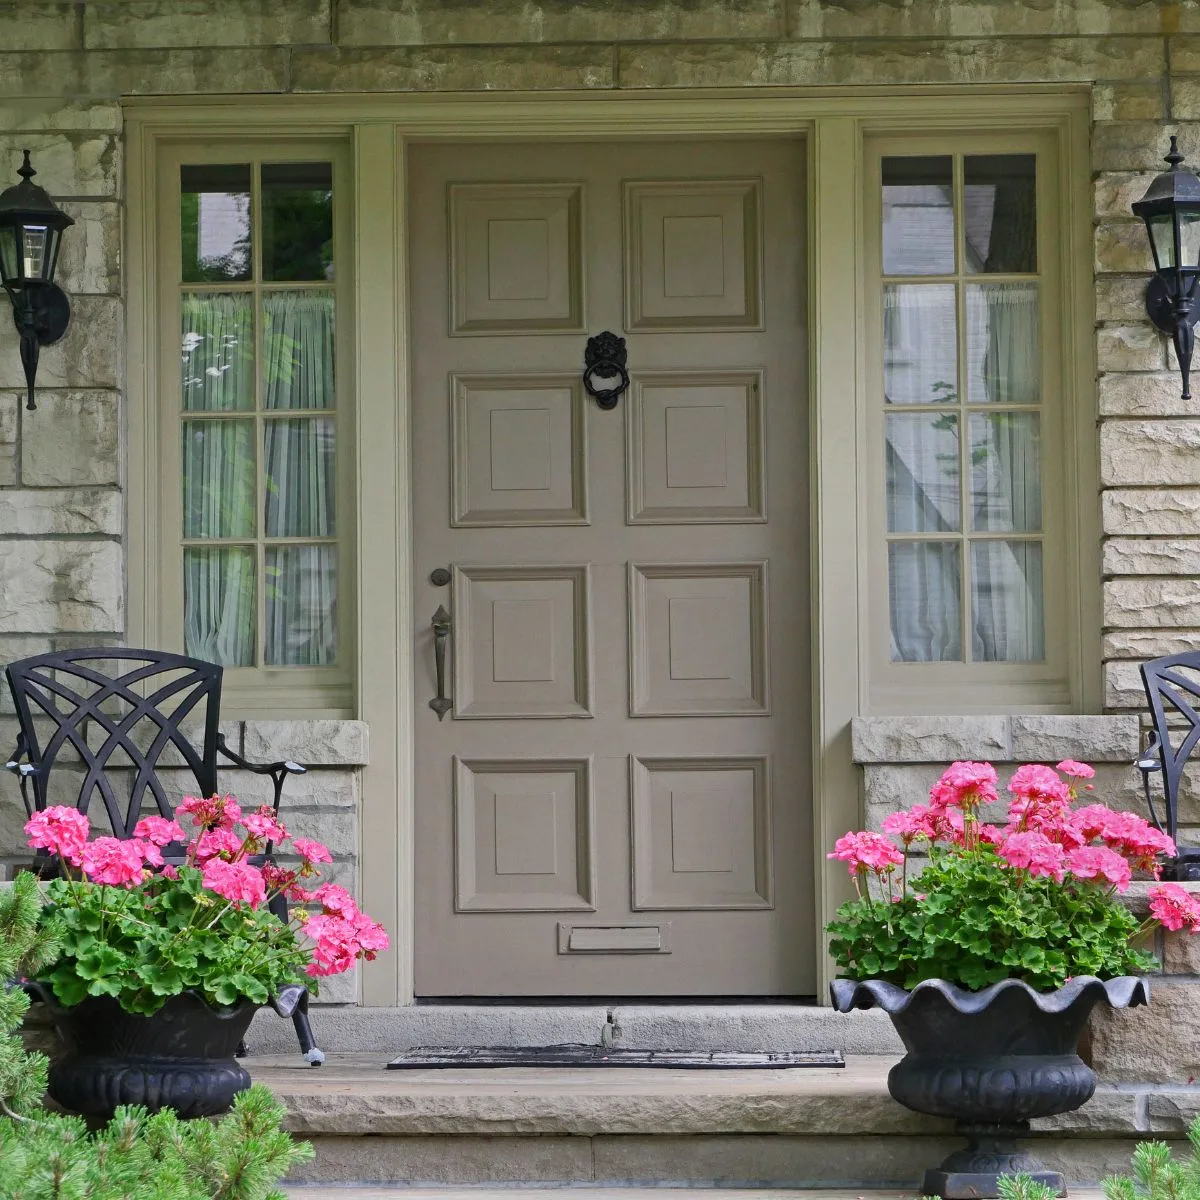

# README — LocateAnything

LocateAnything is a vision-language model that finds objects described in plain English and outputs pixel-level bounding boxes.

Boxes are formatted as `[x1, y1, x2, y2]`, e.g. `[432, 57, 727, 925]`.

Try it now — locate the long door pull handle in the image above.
[429, 605, 453, 720]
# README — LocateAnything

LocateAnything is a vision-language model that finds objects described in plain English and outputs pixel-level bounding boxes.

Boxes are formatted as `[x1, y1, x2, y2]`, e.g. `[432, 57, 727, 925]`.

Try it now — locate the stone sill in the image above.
[852, 715, 1140, 765]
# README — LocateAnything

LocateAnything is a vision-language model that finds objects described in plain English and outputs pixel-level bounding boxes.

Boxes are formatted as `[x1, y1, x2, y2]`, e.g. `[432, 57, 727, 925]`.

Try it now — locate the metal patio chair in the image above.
[1137, 650, 1200, 881]
[3, 646, 325, 1064]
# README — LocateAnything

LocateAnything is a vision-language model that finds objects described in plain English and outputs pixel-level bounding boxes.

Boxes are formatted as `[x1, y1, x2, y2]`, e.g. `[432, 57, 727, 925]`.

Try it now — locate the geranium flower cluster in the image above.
[829, 759, 1191, 926]
[25, 795, 388, 980]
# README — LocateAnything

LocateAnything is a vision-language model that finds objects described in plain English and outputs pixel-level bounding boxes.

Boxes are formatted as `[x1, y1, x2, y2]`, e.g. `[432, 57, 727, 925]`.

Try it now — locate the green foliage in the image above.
[1099, 1116, 1200, 1200]
[0, 1085, 313, 1200]
[827, 844, 1157, 991]
[1, 876, 312, 1198]
[37, 867, 311, 1016]
[0, 874, 61, 1119]
[997, 1174, 1059, 1200]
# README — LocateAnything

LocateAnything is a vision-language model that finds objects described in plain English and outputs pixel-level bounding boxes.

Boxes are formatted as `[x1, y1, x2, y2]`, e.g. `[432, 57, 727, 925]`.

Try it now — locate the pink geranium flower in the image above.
[1008, 764, 1072, 805]
[1056, 760, 1096, 780]
[241, 807, 288, 845]
[311, 882, 359, 919]
[827, 831, 904, 877]
[80, 837, 146, 888]
[998, 830, 1066, 882]
[1064, 845, 1133, 892]
[933, 762, 999, 810]
[178, 794, 242, 831]
[133, 815, 186, 847]
[202, 858, 267, 909]
[194, 826, 244, 863]
[25, 806, 90, 866]
[292, 837, 333, 865]
[1148, 883, 1200, 932]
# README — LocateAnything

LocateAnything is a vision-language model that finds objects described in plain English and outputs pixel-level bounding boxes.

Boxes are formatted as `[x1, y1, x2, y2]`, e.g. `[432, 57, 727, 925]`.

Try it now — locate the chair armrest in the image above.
[216, 733, 306, 777]
[216, 732, 305, 817]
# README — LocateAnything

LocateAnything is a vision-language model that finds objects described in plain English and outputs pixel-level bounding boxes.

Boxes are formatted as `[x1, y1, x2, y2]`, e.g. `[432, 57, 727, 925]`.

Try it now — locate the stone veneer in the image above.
[2, 0, 1200, 1032]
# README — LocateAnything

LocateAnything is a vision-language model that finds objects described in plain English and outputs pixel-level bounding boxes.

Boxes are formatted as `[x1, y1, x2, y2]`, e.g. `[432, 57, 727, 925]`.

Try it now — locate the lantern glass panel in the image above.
[20, 224, 51, 281]
[1181, 210, 1200, 271]
[0, 225, 17, 284]
[1148, 212, 1177, 270]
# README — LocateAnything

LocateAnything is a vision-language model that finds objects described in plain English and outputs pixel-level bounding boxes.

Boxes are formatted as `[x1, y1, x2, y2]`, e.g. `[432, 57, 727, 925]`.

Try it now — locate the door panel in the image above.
[411, 139, 812, 996]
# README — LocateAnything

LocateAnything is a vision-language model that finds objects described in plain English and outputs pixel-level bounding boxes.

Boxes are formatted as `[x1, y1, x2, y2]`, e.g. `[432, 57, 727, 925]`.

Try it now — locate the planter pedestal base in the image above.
[923, 1124, 1064, 1199]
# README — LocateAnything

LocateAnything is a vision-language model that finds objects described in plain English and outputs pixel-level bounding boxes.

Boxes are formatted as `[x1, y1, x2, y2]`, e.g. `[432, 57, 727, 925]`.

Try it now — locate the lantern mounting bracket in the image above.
[7, 282, 70, 413]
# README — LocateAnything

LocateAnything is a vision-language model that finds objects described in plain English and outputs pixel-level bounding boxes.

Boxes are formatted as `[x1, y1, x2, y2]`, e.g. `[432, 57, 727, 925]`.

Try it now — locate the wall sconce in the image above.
[1133, 136, 1200, 401]
[0, 150, 74, 412]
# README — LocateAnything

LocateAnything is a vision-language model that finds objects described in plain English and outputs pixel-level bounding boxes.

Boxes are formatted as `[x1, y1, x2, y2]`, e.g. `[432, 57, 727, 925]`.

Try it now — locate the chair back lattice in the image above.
[1140, 652, 1200, 839]
[5, 648, 222, 837]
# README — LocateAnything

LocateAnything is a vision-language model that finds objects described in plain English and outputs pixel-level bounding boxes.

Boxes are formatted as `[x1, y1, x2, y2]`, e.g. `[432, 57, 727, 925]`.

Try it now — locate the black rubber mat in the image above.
[386, 1046, 844, 1069]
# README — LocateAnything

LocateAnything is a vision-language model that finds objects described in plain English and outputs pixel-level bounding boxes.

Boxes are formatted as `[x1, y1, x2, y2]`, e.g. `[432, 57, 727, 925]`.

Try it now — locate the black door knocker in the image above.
[582, 331, 629, 410]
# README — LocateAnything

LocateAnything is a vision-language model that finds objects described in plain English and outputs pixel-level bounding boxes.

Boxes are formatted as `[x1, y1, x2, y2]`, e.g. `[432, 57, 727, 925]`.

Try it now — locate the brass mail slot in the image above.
[557, 922, 671, 954]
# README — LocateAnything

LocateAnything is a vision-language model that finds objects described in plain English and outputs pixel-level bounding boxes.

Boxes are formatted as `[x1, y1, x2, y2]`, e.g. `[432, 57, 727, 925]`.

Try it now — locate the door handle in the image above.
[429, 605, 453, 720]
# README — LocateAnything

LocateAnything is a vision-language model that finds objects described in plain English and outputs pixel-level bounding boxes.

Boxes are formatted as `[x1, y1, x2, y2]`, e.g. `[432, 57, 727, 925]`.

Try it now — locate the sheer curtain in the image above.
[263, 291, 337, 666]
[182, 290, 338, 668]
[885, 281, 1042, 662]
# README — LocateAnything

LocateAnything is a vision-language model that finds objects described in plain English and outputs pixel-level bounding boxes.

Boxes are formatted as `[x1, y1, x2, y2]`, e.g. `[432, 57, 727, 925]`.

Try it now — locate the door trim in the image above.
[125, 87, 1093, 1005]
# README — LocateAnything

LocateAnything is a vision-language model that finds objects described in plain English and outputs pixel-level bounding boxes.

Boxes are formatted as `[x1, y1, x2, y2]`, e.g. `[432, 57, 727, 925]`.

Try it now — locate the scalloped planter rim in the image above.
[830, 976, 1151, 1200]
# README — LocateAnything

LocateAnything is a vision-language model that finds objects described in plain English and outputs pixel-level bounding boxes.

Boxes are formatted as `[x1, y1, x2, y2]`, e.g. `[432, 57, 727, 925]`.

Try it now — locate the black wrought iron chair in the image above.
[1138, 651, 1200, 881]
[3, 646, 325, 1064]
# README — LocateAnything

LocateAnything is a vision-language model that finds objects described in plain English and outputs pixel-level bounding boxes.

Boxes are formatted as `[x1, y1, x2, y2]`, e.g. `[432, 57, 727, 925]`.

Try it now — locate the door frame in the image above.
[125, 87, 1094, 1005]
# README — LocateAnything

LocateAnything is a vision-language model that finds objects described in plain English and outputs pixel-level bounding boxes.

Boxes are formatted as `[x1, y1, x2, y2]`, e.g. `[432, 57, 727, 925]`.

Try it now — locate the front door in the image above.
[410, 138, 813, 996]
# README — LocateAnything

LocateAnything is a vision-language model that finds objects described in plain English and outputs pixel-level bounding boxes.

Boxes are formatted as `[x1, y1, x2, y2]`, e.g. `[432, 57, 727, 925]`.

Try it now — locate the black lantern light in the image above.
[0, 150, 74, 411]
[1133, 136, 1200, 401]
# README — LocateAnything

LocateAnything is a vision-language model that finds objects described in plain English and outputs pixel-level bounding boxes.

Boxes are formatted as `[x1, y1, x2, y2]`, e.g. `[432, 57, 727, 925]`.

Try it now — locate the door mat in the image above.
[386, 1046, 845, 1069]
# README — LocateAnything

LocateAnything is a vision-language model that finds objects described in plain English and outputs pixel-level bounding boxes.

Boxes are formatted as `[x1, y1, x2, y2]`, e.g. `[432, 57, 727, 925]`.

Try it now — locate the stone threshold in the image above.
[246, 1003, 905, 1057]
[247, 1053, 1200, 1139]
[283, 1191, 975, 1200]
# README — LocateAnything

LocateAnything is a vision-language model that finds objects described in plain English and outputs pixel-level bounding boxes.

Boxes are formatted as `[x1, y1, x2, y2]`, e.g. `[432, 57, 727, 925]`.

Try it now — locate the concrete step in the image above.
[245, 1003, 905, 1058]
[246, 1054, 1186, 1190]
[283, 1193, 1108, 1200]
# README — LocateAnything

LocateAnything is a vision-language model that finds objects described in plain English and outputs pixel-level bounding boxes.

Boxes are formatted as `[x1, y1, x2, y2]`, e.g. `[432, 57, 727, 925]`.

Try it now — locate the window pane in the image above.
[971, 540, 1044, 662]
[185, 546, 255, 666]
[264, 417, 336, 537]
[884, 284, 958, 405]
[970, 413, 1041, 533]
[882, 156, 954, 275]
[183, 419, 256, 538]
[266, 545, 337, 666]
[263, 291, 335, 410]
[966, 283, 1039, 405]
[262, 162, 334, 282]
[887, 412, 961, 533]
[889, 542, 962, 661]
[180, 164, 251, 283]
[964, 155, 1037, 274]
[181, 293, 254, 412]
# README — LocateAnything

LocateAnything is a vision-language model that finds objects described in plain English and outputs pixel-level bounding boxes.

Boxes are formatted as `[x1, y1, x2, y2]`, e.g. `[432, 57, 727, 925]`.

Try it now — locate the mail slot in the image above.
[557, 922, 671, 954]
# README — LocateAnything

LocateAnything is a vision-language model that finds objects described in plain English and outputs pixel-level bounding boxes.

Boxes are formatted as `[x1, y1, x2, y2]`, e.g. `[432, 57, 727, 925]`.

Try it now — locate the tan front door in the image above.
[410, 138, 812, 996]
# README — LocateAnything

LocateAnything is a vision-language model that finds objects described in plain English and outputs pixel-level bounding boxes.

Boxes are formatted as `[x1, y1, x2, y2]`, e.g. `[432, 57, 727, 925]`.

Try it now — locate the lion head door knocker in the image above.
[582, 331, 629, 410]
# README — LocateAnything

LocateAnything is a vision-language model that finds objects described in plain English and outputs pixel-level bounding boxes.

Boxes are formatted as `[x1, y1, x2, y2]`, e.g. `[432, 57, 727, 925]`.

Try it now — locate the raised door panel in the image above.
[631, 755, 773, 910]
[452, 374, 588, 526]
[455, 756, 595, 911]
[453, 564, 593, 719]
[625, 179, 762, 330]
[627, 371, 765, 523]
[629, 561, 769, 716]
[450, 183, 584, 334]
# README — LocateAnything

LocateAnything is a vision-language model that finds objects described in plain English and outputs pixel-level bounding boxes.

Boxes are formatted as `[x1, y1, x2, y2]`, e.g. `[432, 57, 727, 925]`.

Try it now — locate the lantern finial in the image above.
[16, 150, 33, 184]
[1167, 136, 1185, 171]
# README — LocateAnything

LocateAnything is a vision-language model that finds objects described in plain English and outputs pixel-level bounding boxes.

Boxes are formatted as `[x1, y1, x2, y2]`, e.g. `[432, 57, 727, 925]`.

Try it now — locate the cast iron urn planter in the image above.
[831, 975, 1151, 1199]
[25, 982, 307, 1120]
